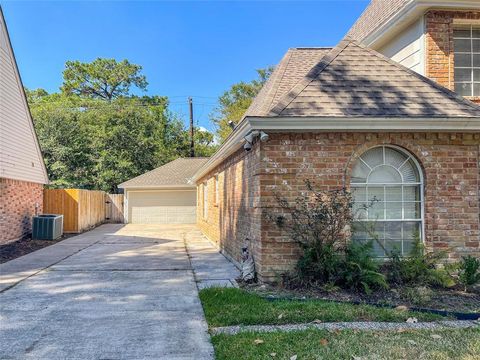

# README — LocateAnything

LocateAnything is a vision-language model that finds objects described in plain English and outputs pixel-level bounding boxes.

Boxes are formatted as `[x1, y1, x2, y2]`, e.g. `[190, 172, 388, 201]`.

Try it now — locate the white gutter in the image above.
[248, 116, 480, 131]
[192, 115, 480, 182]
[118, 184, 196, 190]
[363, 0, 480, 48]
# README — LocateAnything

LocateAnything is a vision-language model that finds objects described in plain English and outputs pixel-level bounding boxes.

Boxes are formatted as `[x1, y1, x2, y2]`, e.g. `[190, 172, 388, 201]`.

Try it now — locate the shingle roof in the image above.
[251, 39, 480, 118]
[347, 0, 410, 42]
[244, 47, 332, 118]
[118, 157, 209, 188]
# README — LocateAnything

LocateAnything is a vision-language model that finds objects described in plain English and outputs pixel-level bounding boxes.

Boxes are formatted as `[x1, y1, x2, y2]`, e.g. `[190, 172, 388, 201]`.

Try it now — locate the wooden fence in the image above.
[43, 189, 124, 233]
[105, 194, 124, 223]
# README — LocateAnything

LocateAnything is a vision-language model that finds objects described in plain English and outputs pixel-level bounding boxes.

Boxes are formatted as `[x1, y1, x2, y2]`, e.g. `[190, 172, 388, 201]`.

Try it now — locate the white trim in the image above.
[192, 115, 480, 182]
[119, 184, 196, 190]
[125, 189, 196, 193]
[363, 0, 480, 48]
[453, 19, 480, 25]
[249, 116, 480, 131]
[214, 174, 219, 206]
[420, 14, 426, 76]
[202, 181, 208, 220]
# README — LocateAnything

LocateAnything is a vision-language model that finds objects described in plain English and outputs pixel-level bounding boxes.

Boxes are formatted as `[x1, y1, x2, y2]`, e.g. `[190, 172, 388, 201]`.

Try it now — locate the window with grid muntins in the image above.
[351, 146, 423, 257]
[203, 182, 208, 220]
[454, 25, 480, 97]
[214, 175, 219, 205]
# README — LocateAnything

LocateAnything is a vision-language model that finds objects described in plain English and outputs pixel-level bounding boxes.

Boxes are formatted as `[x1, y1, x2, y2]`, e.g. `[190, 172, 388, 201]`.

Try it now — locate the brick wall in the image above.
[259, 132, 480, 281]
[197, 141, 263, 268]
[425, 10, 480, 104]
[0, 178, 43, 245]
[198, 131, 480, 283]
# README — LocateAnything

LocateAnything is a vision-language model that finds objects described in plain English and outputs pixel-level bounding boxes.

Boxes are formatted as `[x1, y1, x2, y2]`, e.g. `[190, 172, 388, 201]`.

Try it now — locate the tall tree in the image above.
[211, 67, 273, 143]
[28, 58, 217, 192]
[28, 90, 217, 192]
[61, 58, 148, 100]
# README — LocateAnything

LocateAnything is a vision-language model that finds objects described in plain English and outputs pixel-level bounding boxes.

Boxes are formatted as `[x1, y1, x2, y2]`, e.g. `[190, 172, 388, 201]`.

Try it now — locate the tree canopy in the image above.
[28, 58, 216, 193]
[61, 58, 148, 100]
[211, 67, 273, 143]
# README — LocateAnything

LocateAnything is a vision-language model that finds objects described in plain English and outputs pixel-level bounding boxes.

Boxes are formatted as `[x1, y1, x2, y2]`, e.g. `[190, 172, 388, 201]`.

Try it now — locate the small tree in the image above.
[268, 180, 386, 293]
[269, 180, 354, 285]
[211, 67, 274, 143]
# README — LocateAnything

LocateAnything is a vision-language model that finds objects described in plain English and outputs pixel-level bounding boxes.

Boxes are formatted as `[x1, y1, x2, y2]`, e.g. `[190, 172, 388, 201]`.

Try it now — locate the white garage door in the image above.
[127, 190, 197, 224]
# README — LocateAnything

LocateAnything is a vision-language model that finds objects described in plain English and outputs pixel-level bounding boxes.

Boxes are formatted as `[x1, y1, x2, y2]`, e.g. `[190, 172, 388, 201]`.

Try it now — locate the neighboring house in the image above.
[193, 38, 480, 282]
[0, 8, 48, 245]
[347, 0, 480, 102]
[118, 158, 209, 224]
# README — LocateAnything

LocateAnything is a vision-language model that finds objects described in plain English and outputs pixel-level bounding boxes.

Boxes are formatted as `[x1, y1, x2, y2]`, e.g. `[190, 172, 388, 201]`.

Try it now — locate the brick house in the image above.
[0, 8, 48, 245]
[193, 35, 480, 282]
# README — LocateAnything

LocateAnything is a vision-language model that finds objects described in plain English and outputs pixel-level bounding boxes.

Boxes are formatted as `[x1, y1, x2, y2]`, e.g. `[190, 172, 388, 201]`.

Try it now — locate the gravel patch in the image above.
[211, 320, 480, 335]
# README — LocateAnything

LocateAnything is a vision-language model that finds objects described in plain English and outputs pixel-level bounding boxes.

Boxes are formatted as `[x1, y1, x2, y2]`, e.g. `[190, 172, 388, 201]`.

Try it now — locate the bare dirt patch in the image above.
[245, 283, 480, 314]
[0, 234, 76, 264]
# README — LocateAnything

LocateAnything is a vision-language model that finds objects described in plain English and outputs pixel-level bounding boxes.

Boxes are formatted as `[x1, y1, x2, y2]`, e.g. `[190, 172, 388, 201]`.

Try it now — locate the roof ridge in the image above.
[118, 157, 209, 188]
[268, 39, 351, 116]
[349, 38, 480, 113]
[292, 47, 334, 50]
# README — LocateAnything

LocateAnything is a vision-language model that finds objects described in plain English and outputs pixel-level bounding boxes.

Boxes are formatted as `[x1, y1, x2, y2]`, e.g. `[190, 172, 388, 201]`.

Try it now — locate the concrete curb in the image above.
[210, 320, 480, 335]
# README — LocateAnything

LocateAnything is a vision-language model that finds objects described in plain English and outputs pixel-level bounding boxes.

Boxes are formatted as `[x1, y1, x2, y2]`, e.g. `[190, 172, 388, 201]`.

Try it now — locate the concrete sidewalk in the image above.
[0, 224, 239, 359]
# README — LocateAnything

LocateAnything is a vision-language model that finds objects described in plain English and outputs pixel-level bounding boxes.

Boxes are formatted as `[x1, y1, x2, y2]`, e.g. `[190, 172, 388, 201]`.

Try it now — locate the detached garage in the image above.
[118, 158, 209, 224]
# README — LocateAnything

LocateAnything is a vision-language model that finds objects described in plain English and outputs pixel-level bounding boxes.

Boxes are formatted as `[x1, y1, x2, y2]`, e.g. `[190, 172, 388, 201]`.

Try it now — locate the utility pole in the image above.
[189, 97, 195, 157]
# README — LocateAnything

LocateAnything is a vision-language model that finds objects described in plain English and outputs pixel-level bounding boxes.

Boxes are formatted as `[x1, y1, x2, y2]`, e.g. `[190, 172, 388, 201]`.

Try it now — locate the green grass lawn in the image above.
[199, 287, 446, 327]
[211, 328, 480, 360]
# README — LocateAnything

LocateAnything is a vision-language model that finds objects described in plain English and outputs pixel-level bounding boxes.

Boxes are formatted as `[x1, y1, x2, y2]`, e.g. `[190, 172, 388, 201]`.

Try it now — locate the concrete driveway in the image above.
[0, 224, 239, 360]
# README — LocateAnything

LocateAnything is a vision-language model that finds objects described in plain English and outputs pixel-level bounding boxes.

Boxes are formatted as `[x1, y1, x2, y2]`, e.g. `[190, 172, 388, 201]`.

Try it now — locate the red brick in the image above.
[197, 131, 480, 282]
[0, 178, 43, 244]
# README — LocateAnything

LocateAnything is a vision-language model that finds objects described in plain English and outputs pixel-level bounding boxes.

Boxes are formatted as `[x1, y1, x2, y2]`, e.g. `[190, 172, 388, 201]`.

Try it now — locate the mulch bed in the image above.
[0, 234, 76, 264]
[246, 283, 480, 314]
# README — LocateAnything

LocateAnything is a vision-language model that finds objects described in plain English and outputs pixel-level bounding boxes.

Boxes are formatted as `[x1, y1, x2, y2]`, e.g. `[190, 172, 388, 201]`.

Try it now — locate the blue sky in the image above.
[1, 0, 368, 130]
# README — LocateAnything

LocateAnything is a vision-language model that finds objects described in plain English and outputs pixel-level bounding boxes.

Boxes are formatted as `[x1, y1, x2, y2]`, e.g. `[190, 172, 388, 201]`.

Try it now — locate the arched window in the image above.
[351, 146, 423, 257]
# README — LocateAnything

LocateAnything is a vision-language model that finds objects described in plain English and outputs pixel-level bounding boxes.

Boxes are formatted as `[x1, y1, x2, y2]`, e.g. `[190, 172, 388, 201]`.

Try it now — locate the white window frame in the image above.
[214, 175, 219, 206]
[203, 181, 208, 220]
[351, 145, 425, 257]
[453, 24, 480, 97]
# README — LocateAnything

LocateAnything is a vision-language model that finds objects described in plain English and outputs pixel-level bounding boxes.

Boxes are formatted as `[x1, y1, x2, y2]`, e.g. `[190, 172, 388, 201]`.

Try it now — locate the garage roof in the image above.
[118, 157, 209, 189]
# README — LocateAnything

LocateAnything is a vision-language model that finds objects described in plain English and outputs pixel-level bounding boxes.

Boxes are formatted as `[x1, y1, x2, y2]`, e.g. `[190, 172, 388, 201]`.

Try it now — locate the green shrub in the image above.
[458, 256, 480, 291]
[269, 181, 390, 294]
[386, 235, 453, 288]
[295, 244, 341, 286]
[269, 181, 354, 288]
[341, 241, 387, 294]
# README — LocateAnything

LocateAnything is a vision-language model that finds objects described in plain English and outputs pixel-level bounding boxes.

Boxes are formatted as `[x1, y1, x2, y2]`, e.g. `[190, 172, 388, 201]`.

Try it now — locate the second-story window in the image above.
[454, 25, 480, 97]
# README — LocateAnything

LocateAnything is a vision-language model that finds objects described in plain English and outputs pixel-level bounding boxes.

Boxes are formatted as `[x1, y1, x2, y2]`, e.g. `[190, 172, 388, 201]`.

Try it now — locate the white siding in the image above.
[127, 190, 197, 224]
[377, 18, 425, 75]
[0, 12, 48, 184]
